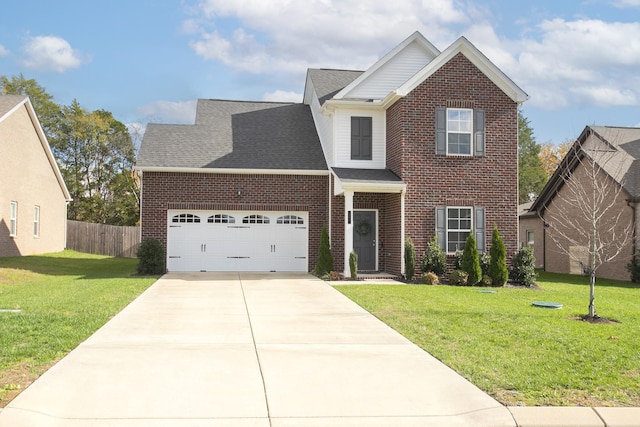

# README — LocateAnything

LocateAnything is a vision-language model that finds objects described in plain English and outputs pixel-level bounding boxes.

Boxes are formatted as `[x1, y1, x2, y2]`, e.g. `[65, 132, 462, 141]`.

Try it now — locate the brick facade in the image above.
[141, 172, 329, 271]
[387, 52, 519, 272]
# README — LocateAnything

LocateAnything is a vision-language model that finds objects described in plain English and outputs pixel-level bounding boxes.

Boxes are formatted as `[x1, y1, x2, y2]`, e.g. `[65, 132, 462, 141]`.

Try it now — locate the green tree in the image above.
[461, 231, 482, 285]
[2, 75, 140, 225]
[518, 110, 547, 203]
[488, 226, 508, 286]
[57, 100, 138, 224]
[313, 225, 333, 276]
[404, 238, 416, 281]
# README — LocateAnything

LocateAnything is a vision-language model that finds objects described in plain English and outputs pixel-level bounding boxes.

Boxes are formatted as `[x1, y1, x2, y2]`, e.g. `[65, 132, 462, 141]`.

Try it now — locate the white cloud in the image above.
[186, 0, 468, 74]
[184, 1, 640, 111]
[135, 100, 198, 124]
[0, 44, 9, 57]
[612, 0, 640, 7]
[262, 90, 301, 102]
[21, 35, 86, 72]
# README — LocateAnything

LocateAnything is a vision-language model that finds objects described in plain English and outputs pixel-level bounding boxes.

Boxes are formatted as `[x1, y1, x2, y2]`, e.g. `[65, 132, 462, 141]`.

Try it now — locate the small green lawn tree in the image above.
[488, 226, 508, 286]
[461, 231, 482, 285]
[314, 225, 334, 277]
[404, 238, 416, 281]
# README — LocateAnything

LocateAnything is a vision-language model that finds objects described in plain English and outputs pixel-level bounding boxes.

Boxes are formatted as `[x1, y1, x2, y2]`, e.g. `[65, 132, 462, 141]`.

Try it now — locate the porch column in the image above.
[344, 190, 354, 277]
[401, 189, 406, 276]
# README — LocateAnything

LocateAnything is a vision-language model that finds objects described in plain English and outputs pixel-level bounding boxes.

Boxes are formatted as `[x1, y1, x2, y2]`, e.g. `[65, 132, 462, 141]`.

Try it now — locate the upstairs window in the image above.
[436, 108, 485, 156]
[9, 201, 17, 237]
[351, 116, 372, 160]
[447, 109, 472, 155]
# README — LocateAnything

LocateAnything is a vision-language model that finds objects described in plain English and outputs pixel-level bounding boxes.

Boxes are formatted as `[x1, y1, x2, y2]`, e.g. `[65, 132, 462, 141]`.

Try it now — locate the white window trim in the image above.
[446, 206, 473, 254]
[446, 108, 473, 157]
[9, 201, 17, 237]
[526, 230, 535, 246]
[34, 205, 40, 238]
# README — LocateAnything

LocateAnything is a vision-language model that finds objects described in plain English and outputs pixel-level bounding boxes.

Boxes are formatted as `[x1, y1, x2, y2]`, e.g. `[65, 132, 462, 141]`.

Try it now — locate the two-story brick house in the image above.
[136, 31, 527, 276]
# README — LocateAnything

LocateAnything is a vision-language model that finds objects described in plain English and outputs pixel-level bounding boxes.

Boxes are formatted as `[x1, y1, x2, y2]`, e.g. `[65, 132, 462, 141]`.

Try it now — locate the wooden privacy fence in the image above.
[66, 220, 140, 258]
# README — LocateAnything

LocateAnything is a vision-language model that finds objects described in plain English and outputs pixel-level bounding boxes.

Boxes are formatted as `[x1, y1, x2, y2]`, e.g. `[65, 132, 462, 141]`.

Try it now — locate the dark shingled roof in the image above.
[137, 99, 327, 171]
[307, 69, 363, 104]
[332, 167, 403, 183]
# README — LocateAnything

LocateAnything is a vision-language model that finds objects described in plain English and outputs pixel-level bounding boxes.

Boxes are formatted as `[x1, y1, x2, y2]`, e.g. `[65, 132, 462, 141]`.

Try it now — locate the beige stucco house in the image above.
[0, 95, 71, 257]
[524, 125, 640, 281]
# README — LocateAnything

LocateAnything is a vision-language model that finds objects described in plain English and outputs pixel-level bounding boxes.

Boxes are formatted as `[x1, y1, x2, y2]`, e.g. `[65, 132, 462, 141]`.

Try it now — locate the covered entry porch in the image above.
[331, 168, 406, 278]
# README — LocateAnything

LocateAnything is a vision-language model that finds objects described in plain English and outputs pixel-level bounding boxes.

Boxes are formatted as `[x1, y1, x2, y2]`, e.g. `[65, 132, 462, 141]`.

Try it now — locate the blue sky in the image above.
[1, 0, 639, 145]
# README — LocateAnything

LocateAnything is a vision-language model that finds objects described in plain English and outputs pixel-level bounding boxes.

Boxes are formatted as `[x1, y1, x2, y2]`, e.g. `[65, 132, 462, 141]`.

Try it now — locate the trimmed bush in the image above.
[461, 231, 482, 286]
[488, 226, 509, 287]
[136, 238, 165, 275]
[313, 225, 334, 277]
[423, 271, 439, 285]
[511, 246, 537, 286]
[421, 236, 447, 276]
[448, 269, 468, 286]
[405, 238, 416, 281]
[626, 252, 640, 283]
[349, 251, 358, 280]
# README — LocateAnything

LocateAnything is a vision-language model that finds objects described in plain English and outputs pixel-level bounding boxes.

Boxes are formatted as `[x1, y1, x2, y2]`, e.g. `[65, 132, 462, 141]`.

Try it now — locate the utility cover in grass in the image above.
[475, 289, 497, 293]
[532, 301, 563, 309]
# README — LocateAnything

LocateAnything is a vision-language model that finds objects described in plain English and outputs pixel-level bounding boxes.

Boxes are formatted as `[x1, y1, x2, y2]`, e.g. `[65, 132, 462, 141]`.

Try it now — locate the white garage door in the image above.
[167, 210, 308, 272]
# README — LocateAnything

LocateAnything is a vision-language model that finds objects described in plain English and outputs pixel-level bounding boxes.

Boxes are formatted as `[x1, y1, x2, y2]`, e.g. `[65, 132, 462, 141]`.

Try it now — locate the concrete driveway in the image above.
[0, 273, 515, 427]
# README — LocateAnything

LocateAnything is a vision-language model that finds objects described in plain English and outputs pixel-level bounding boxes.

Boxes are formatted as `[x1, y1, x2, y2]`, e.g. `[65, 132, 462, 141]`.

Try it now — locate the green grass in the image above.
[0, 251, 158, 405]
[336, 271, 640, 407]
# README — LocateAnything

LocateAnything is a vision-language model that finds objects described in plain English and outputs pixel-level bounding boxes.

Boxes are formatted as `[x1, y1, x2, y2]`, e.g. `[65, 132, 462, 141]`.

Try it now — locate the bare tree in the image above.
[540, 138, 632, 319]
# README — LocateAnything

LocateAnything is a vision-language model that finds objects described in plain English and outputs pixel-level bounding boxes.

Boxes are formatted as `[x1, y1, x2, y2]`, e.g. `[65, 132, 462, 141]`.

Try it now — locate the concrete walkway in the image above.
[0, 273, 637, 426]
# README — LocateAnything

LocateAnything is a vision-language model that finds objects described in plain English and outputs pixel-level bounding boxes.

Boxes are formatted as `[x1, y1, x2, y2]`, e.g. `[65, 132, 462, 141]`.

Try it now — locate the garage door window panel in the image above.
[243, 215, 270, 224]
[208, 214, 235, 224]
[172, 213, 201, 223]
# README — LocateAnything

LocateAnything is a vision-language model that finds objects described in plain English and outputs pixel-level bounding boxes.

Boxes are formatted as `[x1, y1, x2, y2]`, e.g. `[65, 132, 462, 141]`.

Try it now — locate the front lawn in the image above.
[336, 271, 640, 407]
[0, 251, 158, 406]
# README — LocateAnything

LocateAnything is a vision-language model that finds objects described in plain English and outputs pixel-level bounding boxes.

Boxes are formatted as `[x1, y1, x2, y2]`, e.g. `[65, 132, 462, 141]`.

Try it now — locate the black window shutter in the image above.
[435, 206, 446, 251]
[474, 207, 485, 253]
[474, 109, 485, 157]
[435, 108, 446, 155]
[351, 117, 372, 160]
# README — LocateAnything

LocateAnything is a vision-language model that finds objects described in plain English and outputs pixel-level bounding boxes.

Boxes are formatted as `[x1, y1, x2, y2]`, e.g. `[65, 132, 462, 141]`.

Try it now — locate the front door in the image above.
[353, 210, 376, 271]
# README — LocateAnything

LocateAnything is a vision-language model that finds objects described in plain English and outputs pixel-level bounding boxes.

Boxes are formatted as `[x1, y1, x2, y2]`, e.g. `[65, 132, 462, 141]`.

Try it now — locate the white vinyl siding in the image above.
[342, 41, 437, 100]
[309, 89, 334, 166]
[334, 108, 386, 168]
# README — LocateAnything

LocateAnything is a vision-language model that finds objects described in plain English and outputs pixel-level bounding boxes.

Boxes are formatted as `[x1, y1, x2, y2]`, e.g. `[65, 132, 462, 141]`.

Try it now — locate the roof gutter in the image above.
[135, 166, 330, 176]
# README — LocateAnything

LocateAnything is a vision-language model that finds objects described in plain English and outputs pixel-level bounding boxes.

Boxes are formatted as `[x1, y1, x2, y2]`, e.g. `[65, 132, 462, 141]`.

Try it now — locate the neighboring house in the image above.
[518, 201, 544, 268]
[0, 95, 71, 257]
[136, 32, 527, 276]
[526, 125, 640, 281]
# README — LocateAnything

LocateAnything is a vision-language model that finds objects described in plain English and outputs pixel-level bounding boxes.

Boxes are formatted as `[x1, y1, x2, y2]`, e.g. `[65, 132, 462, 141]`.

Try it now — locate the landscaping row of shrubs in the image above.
[405, 226, 536, 287]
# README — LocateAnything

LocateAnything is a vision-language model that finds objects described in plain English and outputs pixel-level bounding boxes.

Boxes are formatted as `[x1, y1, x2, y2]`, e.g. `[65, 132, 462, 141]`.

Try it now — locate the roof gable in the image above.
[0, 95, 71, 201]
[397, 36, 528, 103]
[333, 31, 440, 101]
[531, 125, 640, 213]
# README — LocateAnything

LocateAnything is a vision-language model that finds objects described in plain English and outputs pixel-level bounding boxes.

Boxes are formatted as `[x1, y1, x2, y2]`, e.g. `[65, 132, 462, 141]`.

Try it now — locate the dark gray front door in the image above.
[353, 211, 376, 271]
